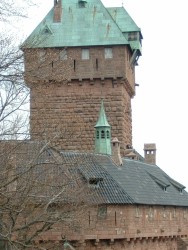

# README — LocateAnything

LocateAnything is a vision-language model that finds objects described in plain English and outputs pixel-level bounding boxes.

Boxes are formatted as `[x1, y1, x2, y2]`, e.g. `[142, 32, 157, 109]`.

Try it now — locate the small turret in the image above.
[94, 100, 111, 155]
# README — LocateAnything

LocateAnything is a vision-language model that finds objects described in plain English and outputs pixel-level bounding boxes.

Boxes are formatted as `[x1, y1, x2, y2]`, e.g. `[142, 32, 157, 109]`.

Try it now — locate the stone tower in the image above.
[22, 0, 142, 155]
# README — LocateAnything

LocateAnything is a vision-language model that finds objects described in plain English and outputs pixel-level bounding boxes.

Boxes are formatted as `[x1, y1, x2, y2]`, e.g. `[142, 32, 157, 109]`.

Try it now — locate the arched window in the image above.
[101, 130, 105, 139]
[96, 131, 99, 139]
[106, 130, 110, 139]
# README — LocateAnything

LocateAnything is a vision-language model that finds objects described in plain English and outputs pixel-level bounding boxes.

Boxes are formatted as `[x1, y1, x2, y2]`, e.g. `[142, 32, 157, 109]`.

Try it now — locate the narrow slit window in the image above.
[96, 58, 98, 70]
[74, 60, 76, 71]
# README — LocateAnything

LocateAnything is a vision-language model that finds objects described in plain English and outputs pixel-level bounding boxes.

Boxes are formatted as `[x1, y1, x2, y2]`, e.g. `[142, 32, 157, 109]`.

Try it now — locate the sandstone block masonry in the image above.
[24, 46, 136, 155]
[32, 204, 188, 250]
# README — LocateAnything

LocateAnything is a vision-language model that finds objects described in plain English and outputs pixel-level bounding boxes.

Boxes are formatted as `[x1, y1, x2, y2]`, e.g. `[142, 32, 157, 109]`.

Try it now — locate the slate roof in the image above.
[1, 141, 188, 207]
[22, 0, 142, 50]
[59, 151, 188, 206]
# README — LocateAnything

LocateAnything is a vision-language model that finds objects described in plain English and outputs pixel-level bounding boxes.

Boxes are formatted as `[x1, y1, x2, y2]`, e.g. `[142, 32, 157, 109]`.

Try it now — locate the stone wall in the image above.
[37, 204, 188, 249]
[24, 46, 135, 155]
[29, 80, 132, 154]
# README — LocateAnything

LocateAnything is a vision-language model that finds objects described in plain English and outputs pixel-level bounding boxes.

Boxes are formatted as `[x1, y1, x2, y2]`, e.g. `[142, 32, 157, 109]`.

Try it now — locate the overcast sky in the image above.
[21, 0, 188, 190]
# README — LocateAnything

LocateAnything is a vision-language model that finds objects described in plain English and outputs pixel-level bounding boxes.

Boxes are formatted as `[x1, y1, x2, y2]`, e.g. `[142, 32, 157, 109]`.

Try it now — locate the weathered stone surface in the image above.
[24, 46, 135, 155]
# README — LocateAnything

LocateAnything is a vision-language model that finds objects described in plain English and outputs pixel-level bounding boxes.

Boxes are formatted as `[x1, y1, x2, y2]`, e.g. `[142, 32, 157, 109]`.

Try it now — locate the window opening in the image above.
[88, 211, 91, 225]
[128, 32, 138, 41]
[115, 211, 117, 225]
[60, 49, 68, 60]
[135, 205, 140, 217]
[38, 50, 46, 63]
[101, 130, 105, 139]
[78, 0, 87, 8]
[82, 49, 89, 60]
[96, 131, 99, 139]
[106, 130, 110, 139]
[105, 48, 113, 59]
[98, 205, 107, 219]
[74, 60, 76, 71]
[96, 58, 98, 70]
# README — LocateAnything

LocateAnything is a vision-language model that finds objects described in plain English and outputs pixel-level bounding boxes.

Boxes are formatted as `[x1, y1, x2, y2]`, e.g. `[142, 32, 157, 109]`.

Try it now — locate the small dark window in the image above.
[98, 205, 107, 219]
[96, 58, 98, 70]
[96, 131, 99, 139]
[106, 130, 110, 138]
[101, 130, 105, 139]
[89, 179, 99, 185]
[78, 0, 87, 8]
[128, 32, 138, 41]
[74, 60, 76, 71]
[88, 211, 91, 225]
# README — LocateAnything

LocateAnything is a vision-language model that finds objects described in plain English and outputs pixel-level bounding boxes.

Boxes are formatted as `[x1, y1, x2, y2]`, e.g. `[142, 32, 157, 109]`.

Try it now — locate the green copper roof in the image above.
[22, 0, 131, 48]
[107, 7, 141, 33]
[107, 7, 142, 54]
[94, 100, 111, 155]
[95, 100, 110, 128]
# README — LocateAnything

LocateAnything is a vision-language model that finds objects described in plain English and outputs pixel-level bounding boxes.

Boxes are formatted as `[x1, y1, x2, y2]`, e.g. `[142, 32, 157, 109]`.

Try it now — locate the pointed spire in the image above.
[94, 100, 111, 155]
[94, 100, 110, 128]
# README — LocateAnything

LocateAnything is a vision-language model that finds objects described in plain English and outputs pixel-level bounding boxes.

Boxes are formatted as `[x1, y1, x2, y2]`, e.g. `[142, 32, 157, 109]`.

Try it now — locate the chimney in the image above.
[111, 138, 122, 166]
[144, 143, 156, 165]
[53, 0, 62, 23]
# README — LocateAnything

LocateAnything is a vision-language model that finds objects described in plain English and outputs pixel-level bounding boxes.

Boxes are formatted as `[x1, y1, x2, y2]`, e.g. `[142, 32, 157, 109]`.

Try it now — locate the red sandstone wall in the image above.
[24, 46, 134, 87]
[36, 205, 188, 249]
[64, 205, 188, 241]
[24, 46, 135, 154]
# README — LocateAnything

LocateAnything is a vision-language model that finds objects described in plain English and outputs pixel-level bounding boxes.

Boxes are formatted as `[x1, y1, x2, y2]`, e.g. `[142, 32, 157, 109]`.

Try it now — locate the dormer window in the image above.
[78, 0, 87, 8]
[105, 48, 113, 59]
[82, 49, 89, 60]
[88, 177, 102, 188]
[163, 175, 186, 194]
[128, 32, 138, 41]
[148, 172, 170, 192]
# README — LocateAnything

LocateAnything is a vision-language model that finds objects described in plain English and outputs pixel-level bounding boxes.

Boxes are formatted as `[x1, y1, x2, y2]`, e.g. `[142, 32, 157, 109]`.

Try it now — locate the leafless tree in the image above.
[0, 2, 93, 249]
[0, 0, 30, 139]
[0, 142, 93, 249]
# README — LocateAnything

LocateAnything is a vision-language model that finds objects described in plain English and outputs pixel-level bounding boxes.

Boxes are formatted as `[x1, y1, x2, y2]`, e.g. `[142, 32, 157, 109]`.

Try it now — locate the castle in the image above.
[3, 0, 188, 249]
